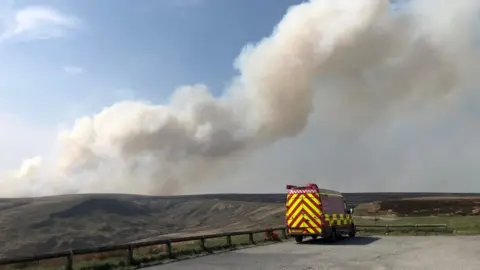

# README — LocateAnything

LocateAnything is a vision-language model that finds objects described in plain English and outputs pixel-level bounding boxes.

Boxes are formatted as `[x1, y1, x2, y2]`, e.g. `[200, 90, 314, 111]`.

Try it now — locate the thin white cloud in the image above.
[63, 65, 83, 75]
[0, 6, 80, 42]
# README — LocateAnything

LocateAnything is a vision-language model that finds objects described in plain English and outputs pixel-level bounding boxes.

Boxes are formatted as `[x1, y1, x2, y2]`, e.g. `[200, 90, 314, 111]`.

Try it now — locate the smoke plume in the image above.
[1, 0, 480, 197]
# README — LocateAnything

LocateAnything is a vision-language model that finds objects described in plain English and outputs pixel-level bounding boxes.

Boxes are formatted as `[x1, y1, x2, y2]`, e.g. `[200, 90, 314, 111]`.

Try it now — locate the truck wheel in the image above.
[348, 224, 356, 238]
[295, 236, 303, 243]
[327, 229, 337, 243]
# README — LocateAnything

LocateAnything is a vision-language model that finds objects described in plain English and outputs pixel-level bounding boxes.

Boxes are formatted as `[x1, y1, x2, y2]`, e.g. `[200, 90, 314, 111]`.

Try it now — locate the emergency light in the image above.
[286, 184, 319, 190]
[306, 183, 319, 190]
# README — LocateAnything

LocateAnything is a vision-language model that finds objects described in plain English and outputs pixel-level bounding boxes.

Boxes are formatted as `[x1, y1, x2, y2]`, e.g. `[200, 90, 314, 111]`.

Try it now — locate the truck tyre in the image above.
[327, 228, 337, 243]
[348, 224, 356, 238]
[295, 236, 303, 243]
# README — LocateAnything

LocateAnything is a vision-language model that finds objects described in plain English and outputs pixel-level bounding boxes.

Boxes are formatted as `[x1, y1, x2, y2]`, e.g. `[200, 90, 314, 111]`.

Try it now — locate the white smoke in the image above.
[1, 0, 480, 197]
[12, 156, 43, 179]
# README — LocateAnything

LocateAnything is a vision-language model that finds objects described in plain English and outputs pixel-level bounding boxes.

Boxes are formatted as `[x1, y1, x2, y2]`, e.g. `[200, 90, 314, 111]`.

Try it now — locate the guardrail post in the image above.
[0, 227, 303, 268]
[65, 250, 73, 270]
[200, 238, 206, 251]
[126, 244, 134, 265]
[414, 224, 418, 235]
[226, 235, 232, 248]
[166, 241, 174, 258]
[385, 225, 389, 235]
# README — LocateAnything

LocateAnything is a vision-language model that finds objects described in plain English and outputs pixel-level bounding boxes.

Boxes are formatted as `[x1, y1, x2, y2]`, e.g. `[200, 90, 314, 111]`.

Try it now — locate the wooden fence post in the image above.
[166, 241, 174, 258]
[226, 235, 232, 248]
[126, 245, 134, 265]
[65, 251, 73, 270]
[200, 238, 207, 251]
[0, 227, 298, 269]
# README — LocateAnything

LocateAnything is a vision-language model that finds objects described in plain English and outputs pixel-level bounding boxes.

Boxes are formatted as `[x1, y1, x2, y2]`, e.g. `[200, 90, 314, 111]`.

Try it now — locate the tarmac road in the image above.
[145, 235, 480, 270]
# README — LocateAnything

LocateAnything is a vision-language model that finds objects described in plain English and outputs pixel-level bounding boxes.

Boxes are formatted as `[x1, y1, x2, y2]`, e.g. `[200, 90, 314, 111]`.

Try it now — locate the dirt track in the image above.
[146, 236, 480, 270]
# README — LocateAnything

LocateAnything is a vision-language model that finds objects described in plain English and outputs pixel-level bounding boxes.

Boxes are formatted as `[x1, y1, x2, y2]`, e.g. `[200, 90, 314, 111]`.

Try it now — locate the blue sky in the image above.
[2, 0, 480, 194]
[0, 0, 423, 175]
[0, 0, 304, 125]
[0, 0, 315, 170]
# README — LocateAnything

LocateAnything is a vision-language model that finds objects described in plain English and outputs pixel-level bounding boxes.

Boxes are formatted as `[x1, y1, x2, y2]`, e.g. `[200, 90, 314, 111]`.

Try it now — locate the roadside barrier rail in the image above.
[357, 224, 451, 234]
[0, 227, 287, 270]
[0, 224, 450, 269]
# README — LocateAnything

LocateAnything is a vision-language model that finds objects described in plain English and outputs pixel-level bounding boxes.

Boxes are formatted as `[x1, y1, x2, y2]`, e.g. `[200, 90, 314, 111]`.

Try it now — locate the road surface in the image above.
[145, 236, 480, 270]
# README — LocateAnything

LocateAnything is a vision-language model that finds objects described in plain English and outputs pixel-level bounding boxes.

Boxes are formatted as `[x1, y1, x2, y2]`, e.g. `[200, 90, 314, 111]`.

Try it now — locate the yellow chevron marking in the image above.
[287, 195, 302, 216]
[287, 194, 300, 211]
[302, 205, 317, 218]
[303, 210, 317, 225]
[287, 193, 298, 206]
[291, 202, 304, 220]
[291, 214, 303, 227]
[303, 198, 321, 215]
[305, 193, 320, 205]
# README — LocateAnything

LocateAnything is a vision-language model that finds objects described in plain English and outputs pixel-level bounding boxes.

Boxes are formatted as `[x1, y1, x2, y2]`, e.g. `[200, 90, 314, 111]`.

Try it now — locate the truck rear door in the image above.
[286, 191, 322, 233]
[303, 192, 322, 231]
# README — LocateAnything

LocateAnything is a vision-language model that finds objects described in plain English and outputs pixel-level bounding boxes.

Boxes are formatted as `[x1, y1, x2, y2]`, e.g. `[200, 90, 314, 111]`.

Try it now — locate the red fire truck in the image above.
[286, 183, 356, 243]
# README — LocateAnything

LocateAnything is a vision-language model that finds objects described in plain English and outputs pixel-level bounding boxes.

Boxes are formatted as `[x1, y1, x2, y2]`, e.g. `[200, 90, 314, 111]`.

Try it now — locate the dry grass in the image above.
[401, 196, 480, 201]
[354, 197, 480, 235]
[0, 232, 276, 270]
[354, 198, 480, 217]
[1, 192, 480, 261]
[0, 195, 285, 259]
[355, 215, 480, 234]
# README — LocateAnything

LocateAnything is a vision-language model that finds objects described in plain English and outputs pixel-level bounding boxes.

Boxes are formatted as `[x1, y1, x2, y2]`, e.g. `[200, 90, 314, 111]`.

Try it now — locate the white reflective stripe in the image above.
[288, 189, 317, 194]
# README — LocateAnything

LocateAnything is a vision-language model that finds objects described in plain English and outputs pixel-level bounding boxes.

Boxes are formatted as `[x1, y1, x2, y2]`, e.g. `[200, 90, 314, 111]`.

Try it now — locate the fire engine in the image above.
[286, 183, 356, 243]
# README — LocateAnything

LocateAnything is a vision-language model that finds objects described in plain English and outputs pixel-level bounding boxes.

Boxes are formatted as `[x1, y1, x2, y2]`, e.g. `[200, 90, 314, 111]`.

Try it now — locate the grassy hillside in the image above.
[354, 196, 480, 216]
[1, 192, 480, 258]
[0, 194, 285, 259]
[353, 197, 480, 235]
